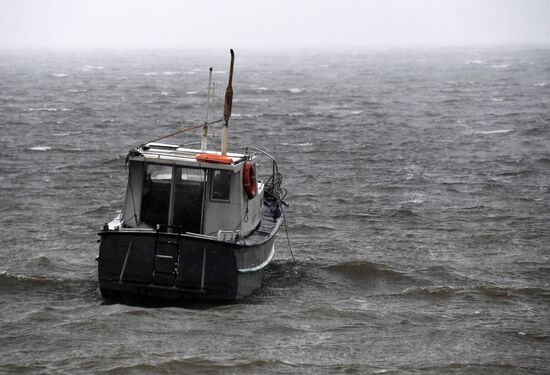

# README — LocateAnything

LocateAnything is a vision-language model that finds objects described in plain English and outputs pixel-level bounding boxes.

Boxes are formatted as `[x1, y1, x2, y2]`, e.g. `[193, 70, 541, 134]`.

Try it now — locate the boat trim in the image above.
[238, 244, 275, 273]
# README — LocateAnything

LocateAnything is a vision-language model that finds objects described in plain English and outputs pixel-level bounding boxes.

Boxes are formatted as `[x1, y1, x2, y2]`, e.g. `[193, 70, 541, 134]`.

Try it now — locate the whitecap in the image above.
[163, 71, 180, 75]
[289, 112, 305, 117]
[68, 89, 88, 93]
[160, 91, 169, 96]
[465, 59, 484, 65]
[213, 70, 226, 74]
[50, 73, 68, 77]
[141, 72, 158, 76]
[81, 65, 104, 71]
[256, 87, 268, 91]
[491, 64, 510, 69]
[401, 199, 424, 204]
[28, 107, 58, 112]
[490, 97, 505, 102]
[350, 110, 363, 115]
[288, 88, 302, 94]
[29, 146, 51, 151]
[185, 91, 198, 95]
[238, 98, 269, 103]
[475, 129, 513, 135]
[281, 142, 313, 147]
[533, 82, 547, 87]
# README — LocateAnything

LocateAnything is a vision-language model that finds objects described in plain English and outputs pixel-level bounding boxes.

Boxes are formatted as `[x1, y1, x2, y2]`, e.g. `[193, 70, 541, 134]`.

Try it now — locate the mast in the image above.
[221, 49, 234, 156]
[201, 67, 213, 151]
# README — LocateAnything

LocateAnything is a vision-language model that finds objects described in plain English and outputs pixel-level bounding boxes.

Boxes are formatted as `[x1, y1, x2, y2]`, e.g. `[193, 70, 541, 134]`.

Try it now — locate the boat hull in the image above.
[98, 223, 278, 301]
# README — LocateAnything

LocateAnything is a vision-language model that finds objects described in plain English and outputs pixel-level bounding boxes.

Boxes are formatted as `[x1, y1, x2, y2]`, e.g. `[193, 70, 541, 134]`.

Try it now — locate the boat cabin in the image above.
[118, 142, 263, 240]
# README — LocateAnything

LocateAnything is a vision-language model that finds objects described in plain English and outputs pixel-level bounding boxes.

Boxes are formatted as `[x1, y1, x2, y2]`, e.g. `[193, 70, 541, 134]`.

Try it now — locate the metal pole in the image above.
[201, 67, 213, 151]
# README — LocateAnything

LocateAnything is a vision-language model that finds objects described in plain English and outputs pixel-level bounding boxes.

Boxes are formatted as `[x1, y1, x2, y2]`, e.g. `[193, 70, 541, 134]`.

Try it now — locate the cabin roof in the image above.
[128, 142, 251, 171]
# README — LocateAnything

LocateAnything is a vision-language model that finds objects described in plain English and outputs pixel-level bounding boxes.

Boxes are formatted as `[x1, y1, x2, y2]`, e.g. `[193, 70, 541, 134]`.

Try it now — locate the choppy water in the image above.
[1, 48, 549, 374]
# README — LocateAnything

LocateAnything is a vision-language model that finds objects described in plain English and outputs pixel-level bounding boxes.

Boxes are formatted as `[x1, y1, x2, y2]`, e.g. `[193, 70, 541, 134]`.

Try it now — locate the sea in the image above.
[0, 47, 549, 374]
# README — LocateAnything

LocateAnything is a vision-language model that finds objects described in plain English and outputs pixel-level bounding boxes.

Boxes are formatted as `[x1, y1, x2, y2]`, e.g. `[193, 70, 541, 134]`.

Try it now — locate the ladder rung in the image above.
[156, 254, 174, 259]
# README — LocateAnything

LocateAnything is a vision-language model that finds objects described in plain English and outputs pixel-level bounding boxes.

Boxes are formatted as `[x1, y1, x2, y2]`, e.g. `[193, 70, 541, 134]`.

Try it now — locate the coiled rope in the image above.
[245, 146, 294, 263]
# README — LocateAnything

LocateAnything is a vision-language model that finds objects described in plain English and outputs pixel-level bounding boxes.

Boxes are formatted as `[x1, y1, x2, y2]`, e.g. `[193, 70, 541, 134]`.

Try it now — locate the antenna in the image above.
[201, 67, 213, 151]
[221, 49, 234, 156]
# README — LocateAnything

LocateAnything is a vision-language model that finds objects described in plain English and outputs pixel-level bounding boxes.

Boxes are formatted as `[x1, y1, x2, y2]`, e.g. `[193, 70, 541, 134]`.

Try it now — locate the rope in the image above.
[244, 146, 293, 262]
[265, 168, 287, 205]
[140, 119, 223, 146]
[282, 209, 296, 264]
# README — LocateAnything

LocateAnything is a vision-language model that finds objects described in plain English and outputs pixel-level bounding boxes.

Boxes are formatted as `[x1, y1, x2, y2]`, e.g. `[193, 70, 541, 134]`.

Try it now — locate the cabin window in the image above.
[211, 169, 232, 201]
[140, 164, 205, 233]
[141, 164, 172, 227]
[172, 167, 205, 233]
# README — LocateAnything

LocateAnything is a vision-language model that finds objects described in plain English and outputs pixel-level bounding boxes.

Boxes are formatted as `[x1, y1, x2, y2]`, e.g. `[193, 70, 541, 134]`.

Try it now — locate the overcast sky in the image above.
[0, 0, 549, 49]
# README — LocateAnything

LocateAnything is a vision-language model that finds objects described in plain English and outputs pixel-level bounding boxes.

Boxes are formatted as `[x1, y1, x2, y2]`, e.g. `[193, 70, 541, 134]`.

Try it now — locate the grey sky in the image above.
[1, 0, 549, 49]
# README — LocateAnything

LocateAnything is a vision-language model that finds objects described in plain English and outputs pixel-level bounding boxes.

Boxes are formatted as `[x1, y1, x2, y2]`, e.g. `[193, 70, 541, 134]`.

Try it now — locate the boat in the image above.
[97, 50, 287, 301]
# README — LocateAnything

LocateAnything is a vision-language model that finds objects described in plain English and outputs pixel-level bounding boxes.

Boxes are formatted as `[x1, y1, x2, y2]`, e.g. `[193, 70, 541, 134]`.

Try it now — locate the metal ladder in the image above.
[152, 225, 182, 286]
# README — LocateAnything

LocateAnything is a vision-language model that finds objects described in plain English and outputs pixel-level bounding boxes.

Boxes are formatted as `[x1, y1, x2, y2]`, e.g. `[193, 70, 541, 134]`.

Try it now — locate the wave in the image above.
[28, 107, 58, 112]
[231, 113, 264, 119]
[520, 127, 547, 136]
[533, 157, 550, 167]
[281, 142, 313, 147]
[0, 271, 64, 288]
[400, 198, 424, 204]
[104, 358, 295, 373]
[399, 284, 550, 299]
[323, 261, 409, 281]
[410, 362, 536, 373]
[474, 129, 513, 135]
[81, 65, 104, 71]
[391, 207, 419, 218]
[28, 146, 51, 151]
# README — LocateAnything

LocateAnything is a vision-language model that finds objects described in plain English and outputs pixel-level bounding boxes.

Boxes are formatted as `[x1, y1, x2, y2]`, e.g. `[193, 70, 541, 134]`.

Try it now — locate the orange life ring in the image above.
[195, 153, 233, 165]
[243, 162, 257, 199]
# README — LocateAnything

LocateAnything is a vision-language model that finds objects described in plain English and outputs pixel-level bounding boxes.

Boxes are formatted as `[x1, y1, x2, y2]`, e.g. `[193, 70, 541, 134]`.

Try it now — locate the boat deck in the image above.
[241, 202, 283, 246]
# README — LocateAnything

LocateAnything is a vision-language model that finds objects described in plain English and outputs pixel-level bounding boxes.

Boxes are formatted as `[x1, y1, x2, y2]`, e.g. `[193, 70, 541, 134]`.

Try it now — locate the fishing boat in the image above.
[97, 50, 287, 301]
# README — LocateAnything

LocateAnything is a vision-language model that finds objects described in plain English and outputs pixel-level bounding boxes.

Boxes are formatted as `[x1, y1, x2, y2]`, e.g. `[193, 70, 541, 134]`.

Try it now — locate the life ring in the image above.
[243, 162, 257, 199]
[195, 153, 233, 165]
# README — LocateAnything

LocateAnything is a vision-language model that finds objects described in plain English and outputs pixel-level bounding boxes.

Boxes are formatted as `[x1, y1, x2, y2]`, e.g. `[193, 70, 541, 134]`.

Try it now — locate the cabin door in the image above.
[172, 167, 205, 233]
[141, 164, 205, 233]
